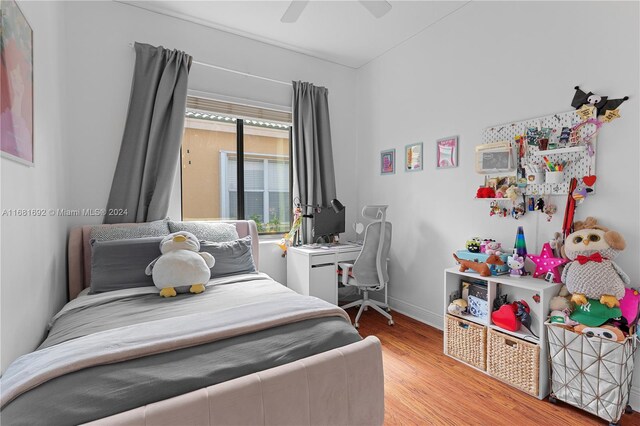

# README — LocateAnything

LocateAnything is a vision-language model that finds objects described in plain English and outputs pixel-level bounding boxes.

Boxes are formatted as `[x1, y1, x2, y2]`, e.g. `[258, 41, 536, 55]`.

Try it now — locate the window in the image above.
[181, 97, 292, 234]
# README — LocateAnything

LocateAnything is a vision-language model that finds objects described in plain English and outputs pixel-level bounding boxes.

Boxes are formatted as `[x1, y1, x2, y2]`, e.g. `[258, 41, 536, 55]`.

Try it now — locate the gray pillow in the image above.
[89, 237, 162, 294]
[90, 219, 170, 241]
[168, 221, 239, 242]
[200, 236, 256, 278]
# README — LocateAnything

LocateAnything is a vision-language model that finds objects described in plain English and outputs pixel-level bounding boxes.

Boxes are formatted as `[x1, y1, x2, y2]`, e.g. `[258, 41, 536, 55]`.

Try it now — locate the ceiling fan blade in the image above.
[281, 0, 310, 23]
[359, 0, 392, 18]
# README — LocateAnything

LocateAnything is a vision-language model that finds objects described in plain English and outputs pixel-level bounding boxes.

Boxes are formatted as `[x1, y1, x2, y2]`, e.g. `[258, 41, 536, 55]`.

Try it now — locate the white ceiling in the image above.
[122, 1, 470, 69]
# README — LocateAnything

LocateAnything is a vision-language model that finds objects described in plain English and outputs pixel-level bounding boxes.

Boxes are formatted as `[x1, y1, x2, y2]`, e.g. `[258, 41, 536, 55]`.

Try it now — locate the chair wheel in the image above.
[388, 319, 394, 326]
[354, 323, 359, 329]
[625, 405, 633, 414]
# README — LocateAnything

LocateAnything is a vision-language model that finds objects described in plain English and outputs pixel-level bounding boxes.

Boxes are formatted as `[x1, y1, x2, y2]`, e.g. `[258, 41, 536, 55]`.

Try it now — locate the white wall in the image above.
[355, 0, 639, 404]
[61, 1, 358, 237]
[0, 1, 68, 372]
[1, 0, 356, 370]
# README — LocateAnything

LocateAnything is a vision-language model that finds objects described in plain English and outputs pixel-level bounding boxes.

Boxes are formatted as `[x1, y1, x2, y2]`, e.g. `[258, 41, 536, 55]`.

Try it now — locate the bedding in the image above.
[89, 219, 170, 241]
[168, 220, 239, 242]
[201, 236, 256, 278]
[89, 236, 162, 293]
[0, 273, 360, 426]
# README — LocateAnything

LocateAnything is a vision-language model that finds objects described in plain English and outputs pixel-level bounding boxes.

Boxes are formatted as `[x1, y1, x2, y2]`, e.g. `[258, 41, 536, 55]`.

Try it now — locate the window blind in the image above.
[186, 96, 291, 125]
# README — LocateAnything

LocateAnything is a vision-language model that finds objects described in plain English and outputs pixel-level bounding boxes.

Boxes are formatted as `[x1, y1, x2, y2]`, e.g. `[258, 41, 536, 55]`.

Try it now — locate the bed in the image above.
[0, 221, 384, 425]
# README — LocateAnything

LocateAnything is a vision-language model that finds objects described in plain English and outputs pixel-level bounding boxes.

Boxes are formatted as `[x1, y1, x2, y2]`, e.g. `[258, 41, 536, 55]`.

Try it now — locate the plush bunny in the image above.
[145, 231, 215, 297]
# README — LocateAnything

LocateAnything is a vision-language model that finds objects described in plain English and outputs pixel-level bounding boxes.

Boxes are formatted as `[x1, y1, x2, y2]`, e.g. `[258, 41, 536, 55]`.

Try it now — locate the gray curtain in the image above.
[291, 81, 337, 243]
[104, 42, 192, 224]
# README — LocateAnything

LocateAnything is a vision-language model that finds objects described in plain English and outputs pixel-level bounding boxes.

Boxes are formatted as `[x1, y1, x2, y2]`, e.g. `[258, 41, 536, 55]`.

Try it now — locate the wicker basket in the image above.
[445, 314, 487, 370]
[487, 328, 540, 396]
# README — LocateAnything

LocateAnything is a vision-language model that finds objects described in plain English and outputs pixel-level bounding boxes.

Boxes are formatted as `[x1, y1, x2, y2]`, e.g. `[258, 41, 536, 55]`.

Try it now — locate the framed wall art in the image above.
[1, 0, 34, 166]
[380, 148, 395, 175]
[405, 142, 423, 172]
[436, 136, 458, 169]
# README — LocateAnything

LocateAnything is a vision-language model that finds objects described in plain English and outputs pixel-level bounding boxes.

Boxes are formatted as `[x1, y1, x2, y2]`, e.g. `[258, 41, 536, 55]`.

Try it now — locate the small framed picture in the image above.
[436, 136, 458, 169]
[380, 149, 395, 175]
[405, 142, 423, 172]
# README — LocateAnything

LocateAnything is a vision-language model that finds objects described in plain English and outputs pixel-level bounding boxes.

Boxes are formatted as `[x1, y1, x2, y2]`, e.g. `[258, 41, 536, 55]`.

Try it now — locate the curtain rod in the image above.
[127, 43, 291, 87]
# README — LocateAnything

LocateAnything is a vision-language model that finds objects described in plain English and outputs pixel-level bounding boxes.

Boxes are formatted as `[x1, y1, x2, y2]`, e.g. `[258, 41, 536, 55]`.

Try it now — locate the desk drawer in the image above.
[310, 253, 335, 267]
[337, 251, 360, 262]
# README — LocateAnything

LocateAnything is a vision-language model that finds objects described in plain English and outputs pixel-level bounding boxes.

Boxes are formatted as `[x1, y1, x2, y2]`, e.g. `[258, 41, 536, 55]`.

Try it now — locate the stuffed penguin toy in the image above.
[145, 231, 215, 297]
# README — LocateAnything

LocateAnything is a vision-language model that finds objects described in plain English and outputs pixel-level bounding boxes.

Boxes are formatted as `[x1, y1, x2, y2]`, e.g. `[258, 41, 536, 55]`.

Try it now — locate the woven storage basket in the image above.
[445, 314, 487, 370]
[487, 328, 540, 396]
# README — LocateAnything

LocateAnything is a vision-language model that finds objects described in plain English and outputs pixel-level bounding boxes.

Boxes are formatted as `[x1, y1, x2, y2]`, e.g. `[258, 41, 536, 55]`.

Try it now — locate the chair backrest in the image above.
[352, 206, 392, 288]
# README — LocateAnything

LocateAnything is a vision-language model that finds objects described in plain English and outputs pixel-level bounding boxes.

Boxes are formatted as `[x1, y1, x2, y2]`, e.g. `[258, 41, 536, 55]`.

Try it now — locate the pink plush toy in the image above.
[486, 241, 503, 256]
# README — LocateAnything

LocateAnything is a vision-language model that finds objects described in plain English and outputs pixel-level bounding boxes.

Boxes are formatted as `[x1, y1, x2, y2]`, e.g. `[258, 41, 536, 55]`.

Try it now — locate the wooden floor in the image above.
[345, 308, 640, 426]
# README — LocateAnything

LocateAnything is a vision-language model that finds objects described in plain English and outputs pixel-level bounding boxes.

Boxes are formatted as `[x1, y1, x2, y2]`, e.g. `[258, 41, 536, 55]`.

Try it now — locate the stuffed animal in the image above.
[448, 299, 468, 316]
[573, 324, 625, 342]
[507, 254, 525, 277]
[453, 253, 504, 277]
[495, 185, 509, 198]
[550, 285, 572, 312]
[505, 185, 520, 202]
[145, 231, 215, 297]
[571, 86, 629, 116]
[561, 217, 630, 308]
[549, 232, 564, 258]
[485, 241, 503, 256]
[466, 238, 481, 253]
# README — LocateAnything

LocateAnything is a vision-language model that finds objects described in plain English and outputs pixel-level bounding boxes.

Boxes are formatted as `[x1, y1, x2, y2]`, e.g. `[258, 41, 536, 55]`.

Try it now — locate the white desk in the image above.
[286, 244, 362, 305]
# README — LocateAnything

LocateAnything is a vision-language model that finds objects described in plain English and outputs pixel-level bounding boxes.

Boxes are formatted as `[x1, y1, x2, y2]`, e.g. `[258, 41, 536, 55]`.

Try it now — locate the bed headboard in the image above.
[68, 220, 260, 300]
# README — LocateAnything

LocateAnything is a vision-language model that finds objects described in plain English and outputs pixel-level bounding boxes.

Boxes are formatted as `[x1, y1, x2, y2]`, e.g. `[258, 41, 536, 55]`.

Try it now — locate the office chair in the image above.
[338, 205, 393, 328]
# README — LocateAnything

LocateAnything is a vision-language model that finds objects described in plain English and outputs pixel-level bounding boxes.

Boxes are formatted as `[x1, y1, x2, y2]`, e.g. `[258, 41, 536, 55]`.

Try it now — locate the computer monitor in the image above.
[312, 206, 346, 240]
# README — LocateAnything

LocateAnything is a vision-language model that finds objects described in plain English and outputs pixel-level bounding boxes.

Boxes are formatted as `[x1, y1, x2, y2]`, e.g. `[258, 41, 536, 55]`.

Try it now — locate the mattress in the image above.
[1, 273, 360, 425]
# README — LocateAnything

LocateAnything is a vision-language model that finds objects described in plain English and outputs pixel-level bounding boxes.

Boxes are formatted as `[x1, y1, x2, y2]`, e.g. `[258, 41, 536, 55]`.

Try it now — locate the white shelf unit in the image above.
[533, 146, 586, 156]
[443, 267, 561, 399]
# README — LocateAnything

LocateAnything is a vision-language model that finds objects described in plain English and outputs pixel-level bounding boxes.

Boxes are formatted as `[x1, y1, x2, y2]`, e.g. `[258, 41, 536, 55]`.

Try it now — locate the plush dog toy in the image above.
[453, 253, 504, 277]
[561, 217, 629, 308]
[145, 231, 215, 297]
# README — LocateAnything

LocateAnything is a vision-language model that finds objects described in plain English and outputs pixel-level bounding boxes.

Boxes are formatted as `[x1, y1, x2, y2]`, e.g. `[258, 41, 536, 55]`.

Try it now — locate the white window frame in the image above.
[220, 151, 289, 223]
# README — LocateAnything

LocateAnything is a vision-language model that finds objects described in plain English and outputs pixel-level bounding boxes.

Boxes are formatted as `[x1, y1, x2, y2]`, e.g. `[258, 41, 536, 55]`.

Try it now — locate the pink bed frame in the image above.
[67, 221, 384, 425]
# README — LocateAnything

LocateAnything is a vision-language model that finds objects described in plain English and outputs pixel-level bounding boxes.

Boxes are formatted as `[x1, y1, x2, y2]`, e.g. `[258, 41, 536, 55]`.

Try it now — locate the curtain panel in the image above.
[105, 42, 192, 224]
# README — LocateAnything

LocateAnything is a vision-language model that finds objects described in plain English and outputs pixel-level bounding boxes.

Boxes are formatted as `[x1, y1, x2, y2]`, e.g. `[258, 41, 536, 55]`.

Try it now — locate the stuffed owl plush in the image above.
[561, 217, 629, 308]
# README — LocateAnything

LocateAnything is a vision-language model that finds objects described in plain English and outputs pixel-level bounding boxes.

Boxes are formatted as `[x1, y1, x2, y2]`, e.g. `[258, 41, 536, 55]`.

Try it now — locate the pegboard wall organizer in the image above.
[482, 109, 597, 196]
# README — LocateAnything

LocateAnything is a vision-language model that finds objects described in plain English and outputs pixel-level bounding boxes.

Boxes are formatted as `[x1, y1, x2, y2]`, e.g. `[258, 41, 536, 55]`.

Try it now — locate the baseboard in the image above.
[388, 296, 444, 330]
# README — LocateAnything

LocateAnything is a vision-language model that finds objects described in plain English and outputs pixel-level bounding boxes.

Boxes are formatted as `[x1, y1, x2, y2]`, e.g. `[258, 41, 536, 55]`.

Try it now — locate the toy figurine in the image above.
[544, 204, 557, 222]
[508, 254, 525, 278]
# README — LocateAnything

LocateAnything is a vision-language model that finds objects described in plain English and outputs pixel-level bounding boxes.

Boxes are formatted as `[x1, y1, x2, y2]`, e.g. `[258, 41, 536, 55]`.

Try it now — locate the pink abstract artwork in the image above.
[1, 0, 33, 165]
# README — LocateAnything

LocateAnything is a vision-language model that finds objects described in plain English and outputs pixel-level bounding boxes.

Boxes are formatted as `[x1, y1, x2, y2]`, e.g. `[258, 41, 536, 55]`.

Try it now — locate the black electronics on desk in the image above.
[312, 206, 346, 240]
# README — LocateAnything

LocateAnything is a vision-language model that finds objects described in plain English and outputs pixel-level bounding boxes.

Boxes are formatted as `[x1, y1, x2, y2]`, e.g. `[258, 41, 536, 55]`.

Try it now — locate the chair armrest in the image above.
[337, 263, 354, 285]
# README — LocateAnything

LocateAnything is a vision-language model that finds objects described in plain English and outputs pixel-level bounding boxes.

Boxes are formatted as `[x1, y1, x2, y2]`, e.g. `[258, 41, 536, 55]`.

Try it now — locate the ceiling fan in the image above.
[281, 0, 392, 23]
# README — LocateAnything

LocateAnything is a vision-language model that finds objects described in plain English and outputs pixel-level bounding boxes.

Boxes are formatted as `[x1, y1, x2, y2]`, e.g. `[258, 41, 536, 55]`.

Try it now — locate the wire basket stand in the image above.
[546, 323, 637, 425]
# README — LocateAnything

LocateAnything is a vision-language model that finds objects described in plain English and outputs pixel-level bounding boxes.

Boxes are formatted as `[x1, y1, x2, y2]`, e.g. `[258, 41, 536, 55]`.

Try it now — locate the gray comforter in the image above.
[0, 273, 360, 425]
